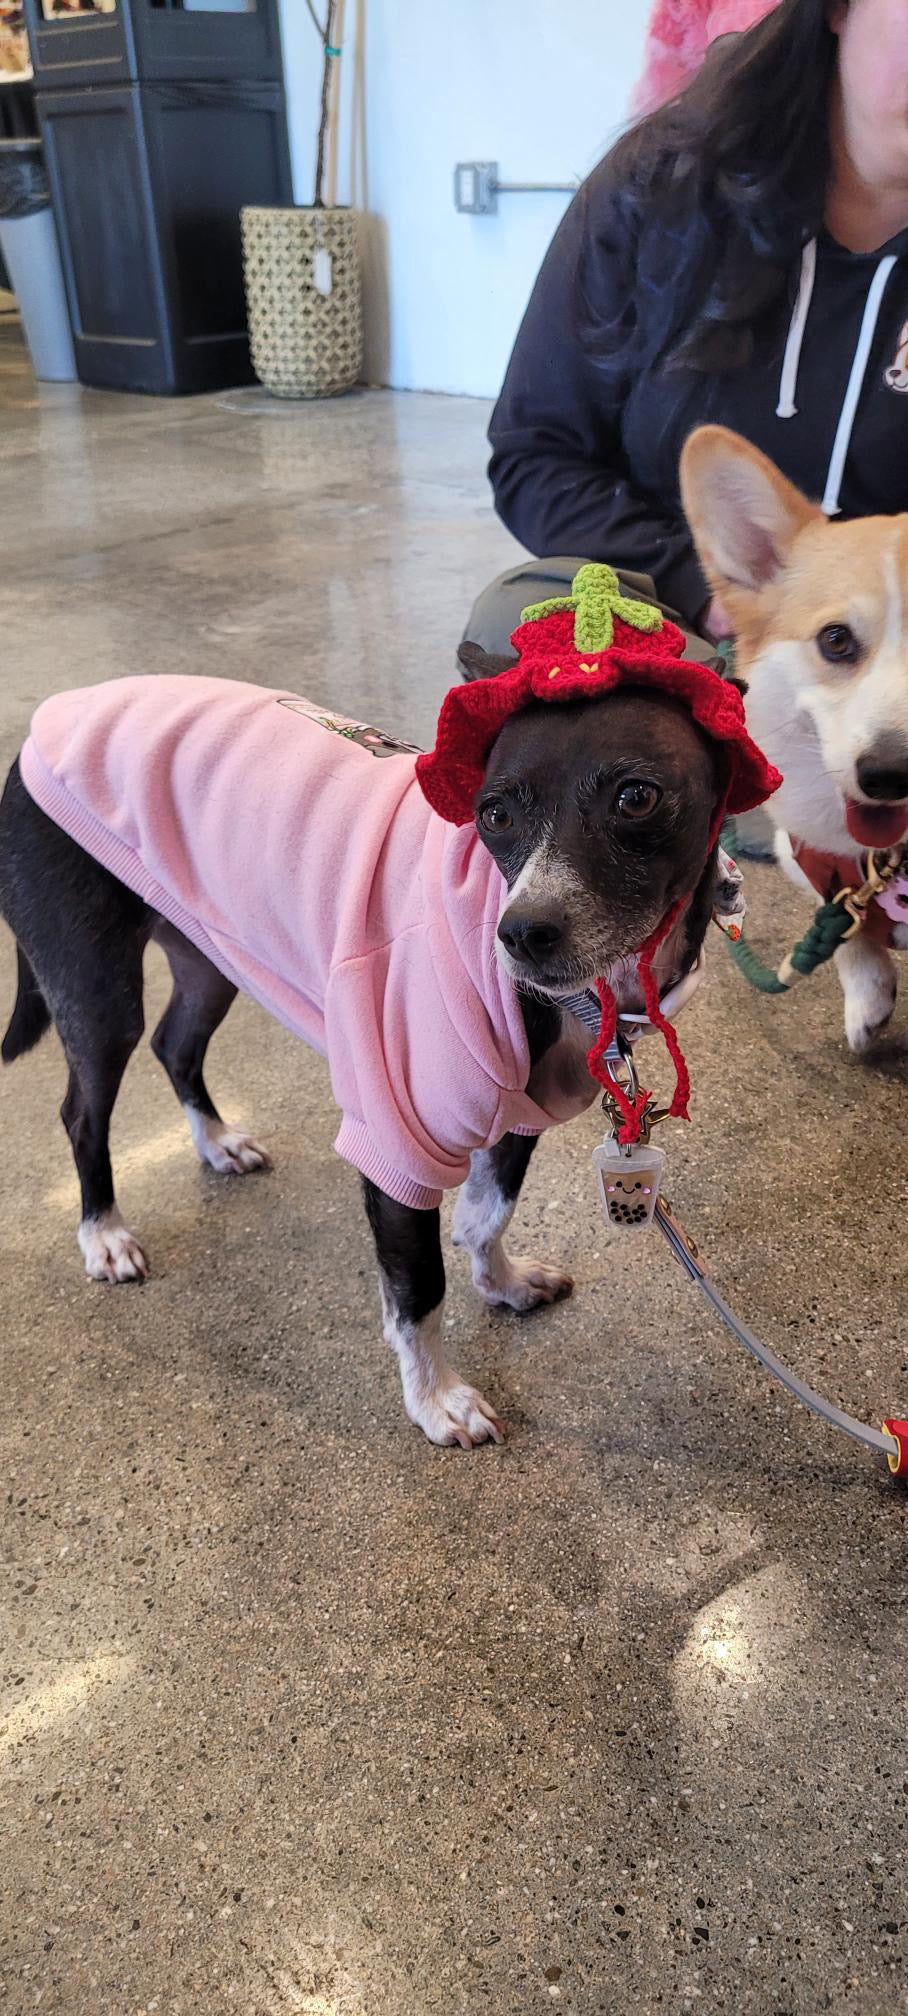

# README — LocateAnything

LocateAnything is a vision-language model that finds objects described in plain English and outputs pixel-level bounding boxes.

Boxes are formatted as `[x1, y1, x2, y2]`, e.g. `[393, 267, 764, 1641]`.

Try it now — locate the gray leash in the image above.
[653, 1197, 900, 1465]
[563, 988, 906, 1476]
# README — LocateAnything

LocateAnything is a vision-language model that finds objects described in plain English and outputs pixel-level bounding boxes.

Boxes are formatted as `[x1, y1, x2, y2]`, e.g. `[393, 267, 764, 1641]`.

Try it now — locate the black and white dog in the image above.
[0, 657, 725, 1447]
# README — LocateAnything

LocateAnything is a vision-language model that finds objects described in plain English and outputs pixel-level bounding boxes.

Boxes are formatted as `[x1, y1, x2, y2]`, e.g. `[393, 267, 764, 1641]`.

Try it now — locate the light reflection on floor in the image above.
[0, 1652, 132, 1762]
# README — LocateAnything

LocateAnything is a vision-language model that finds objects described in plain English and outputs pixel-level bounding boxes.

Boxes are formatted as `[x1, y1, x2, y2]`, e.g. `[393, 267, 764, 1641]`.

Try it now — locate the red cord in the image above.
[585, 806, 727, 1142]
[587, 976, 651, 1144]
[637, 900, 690, 1121]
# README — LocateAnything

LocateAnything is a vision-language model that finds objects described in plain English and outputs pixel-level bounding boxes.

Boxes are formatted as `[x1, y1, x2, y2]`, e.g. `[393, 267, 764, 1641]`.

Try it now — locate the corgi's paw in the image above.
[836, 937, 897, 1054]
[79, 1208, 149, 1283]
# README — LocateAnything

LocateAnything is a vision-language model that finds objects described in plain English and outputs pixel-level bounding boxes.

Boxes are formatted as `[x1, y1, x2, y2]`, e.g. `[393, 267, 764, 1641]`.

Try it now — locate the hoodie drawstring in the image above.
[820, 254, 898, 515]
[776, 240, 899, 517]
[776, 237, 817, 420]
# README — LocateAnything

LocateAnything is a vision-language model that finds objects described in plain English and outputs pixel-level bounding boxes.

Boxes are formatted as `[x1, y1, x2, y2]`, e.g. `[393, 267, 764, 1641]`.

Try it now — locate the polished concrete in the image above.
[1, 337, 907, 2016]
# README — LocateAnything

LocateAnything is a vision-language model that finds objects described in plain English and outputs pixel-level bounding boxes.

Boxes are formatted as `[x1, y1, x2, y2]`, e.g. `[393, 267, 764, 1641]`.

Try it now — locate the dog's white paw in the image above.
[835, 937, 897, 1055]
[78, 1208, 149, 1284]
[476, 1254, 574, 1312]
[186, 1108, 272, 1175]
[404, 1370, 505, 1449]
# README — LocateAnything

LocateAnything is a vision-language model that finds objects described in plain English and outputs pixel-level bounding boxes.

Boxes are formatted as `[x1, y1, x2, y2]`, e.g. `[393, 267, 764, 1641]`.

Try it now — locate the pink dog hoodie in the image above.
[20, 677, 594, 1210]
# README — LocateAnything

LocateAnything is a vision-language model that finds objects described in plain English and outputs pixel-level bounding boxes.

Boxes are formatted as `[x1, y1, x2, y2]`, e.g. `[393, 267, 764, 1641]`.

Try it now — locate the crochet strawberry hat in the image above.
[417, 565, 781, 1141]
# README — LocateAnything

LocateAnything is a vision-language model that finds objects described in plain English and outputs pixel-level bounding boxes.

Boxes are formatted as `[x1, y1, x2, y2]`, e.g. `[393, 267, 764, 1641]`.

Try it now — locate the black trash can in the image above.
[23, 0, 292, 395]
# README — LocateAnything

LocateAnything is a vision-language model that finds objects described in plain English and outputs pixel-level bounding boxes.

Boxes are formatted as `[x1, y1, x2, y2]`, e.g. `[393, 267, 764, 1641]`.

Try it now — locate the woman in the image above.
[633, 0, 780, 116]
[471, 0, 908, 693]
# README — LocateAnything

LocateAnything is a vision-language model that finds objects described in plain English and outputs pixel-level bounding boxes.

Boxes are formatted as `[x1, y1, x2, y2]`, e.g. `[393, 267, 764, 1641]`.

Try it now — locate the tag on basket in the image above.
[592, 1136, 665, 1232]
[313, 247, 333, 296]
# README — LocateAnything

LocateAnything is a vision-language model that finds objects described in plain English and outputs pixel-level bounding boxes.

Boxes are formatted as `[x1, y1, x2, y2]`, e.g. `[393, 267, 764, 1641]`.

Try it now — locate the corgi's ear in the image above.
[681, 426, 821, 594]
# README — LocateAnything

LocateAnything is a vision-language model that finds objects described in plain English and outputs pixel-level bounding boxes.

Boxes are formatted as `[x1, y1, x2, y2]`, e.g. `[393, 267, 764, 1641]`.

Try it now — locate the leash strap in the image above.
[724, 836, 908, 995]
[653, 1195, 905, 1471]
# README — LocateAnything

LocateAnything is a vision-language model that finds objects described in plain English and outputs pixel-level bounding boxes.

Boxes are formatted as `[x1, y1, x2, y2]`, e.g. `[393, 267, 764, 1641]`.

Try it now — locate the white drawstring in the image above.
[776, 238, 817, 419]
[776, 241, 901, 517]
[821, 253, 898, 516]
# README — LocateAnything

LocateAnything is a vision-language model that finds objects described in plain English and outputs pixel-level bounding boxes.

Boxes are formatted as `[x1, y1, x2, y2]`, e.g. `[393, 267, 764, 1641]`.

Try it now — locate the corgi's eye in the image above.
[616, 780, 662, 819]
[817, 623, 861, 666]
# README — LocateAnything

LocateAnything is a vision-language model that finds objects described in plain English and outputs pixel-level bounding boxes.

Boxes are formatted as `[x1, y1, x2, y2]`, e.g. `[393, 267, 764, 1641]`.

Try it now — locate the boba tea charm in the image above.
[593, 1136, 666, 1232]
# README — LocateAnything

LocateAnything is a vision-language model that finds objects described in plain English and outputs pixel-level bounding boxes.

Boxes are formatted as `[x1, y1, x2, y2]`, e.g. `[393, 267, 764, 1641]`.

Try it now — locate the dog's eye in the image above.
[479, 801, 513, 835]
[616, 780, 662, 820]
[817, 623, 861, 666]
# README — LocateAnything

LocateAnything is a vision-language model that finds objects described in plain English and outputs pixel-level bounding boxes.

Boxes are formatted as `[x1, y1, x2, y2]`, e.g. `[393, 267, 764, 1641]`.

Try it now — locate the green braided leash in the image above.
[725, 896, 858, 993]
[719, 818, 871, 994]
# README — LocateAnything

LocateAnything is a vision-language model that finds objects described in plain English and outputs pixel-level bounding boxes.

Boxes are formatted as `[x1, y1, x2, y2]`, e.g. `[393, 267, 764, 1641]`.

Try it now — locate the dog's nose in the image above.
[856, 737, 908, 802]
[497, 910, 565, 967]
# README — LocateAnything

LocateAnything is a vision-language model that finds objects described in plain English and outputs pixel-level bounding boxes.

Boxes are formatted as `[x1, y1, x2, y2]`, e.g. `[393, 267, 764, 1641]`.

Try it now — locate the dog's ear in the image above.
[456, 640, 519, 681]
[681, 426, 820, 594]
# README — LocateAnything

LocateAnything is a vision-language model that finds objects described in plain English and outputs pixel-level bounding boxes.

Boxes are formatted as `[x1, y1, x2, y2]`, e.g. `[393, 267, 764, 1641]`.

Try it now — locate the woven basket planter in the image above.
[241, 205, 363, 399]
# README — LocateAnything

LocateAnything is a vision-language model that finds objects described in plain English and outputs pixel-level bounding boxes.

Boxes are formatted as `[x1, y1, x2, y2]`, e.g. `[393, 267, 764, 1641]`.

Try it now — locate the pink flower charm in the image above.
[877, 874, 908, 924]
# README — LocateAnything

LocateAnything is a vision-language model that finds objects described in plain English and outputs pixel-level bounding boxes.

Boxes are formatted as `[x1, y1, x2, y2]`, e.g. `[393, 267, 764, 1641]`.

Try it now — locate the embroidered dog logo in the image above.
[885, 320, 908, 393]
[277, 695, 421, 759]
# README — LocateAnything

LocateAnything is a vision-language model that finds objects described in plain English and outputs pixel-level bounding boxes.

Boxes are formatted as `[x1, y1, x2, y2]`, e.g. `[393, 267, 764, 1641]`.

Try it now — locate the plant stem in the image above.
[313, 0, 338, 209]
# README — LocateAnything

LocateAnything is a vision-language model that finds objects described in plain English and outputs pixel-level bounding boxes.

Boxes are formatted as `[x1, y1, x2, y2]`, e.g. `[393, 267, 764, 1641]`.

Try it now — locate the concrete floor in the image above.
[1, 337, 907, 2016]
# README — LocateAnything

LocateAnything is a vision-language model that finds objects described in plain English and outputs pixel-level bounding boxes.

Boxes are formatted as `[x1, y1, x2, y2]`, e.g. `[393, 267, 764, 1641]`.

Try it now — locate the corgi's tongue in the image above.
[844, 799, 908, 849]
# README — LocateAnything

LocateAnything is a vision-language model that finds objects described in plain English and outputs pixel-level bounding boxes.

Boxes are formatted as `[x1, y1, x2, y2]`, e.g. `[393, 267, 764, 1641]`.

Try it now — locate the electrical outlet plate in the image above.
[453, 162, 498, 214]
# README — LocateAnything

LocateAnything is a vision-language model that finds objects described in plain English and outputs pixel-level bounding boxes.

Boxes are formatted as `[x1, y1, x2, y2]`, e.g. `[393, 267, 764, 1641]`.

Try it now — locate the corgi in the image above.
[681, 425, 908, 1053]
[885, 320, 908, 394]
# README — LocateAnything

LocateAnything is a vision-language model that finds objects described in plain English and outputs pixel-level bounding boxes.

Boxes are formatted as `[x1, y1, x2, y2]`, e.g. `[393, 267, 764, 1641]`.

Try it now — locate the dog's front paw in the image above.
[843, 964, 897, 1054]
[404, 1369, 505, 1450]
[847, 998, 896, 1055]
[477, 1254, 574, 1313]
[836, 939, 897, 1054]
[78, 1208, 149, 1283]
[187, 1109, 272, 1175]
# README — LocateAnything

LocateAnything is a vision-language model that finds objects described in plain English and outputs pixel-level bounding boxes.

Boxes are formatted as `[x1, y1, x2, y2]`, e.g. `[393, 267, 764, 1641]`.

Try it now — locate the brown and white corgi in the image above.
[682, 425, 908, 1053]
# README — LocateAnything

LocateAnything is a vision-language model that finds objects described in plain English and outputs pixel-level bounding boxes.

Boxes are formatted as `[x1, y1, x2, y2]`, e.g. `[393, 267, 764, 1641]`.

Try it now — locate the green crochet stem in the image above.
[520, 562, 664, 654]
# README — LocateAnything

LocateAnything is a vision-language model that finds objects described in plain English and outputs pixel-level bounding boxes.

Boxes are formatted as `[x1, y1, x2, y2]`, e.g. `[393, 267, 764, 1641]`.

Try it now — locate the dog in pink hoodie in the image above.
[0, 568, 778, 1447]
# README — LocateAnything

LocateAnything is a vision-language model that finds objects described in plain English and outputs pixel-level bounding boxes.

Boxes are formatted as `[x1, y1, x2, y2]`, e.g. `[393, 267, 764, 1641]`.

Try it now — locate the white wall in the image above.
[277, 0, 647, 397]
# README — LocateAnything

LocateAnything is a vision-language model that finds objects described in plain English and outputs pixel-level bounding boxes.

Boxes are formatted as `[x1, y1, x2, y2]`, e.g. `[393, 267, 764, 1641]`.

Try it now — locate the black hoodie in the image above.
[488, 159, 908, 626]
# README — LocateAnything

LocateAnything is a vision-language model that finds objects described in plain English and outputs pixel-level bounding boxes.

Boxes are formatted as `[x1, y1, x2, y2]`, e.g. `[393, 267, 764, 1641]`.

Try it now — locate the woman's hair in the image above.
[596, 0, 838, 375]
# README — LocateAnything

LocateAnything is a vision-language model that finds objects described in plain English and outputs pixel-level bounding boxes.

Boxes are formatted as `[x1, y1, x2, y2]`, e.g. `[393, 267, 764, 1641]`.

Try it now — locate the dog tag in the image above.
[313, 247, 333, 296]
[592, 1136, 665, 1232]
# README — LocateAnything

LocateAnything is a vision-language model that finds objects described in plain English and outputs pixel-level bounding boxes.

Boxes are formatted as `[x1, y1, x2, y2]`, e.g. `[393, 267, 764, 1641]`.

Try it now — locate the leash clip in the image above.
[598, 1036, 673, 1148]
[836, 844, 907, 937]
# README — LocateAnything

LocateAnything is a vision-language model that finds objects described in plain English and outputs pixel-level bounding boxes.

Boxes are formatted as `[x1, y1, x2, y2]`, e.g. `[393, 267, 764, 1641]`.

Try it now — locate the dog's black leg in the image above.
[55, 942, 149, 1283]
[362, 1179, 504, 1448]
[452, 1134, 574, 1311]
[0, 762, 152, 1281]
[150, 921, 271, 1175]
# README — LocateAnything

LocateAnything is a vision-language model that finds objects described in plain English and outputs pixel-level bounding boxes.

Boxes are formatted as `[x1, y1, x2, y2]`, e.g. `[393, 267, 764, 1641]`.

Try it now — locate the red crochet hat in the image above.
[416, 566, 781, 1142]
[417, 563, 778, 824]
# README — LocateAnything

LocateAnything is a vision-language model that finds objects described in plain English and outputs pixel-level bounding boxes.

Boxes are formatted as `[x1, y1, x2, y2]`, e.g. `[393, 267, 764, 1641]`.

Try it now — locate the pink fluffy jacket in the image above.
[633, 0, 781, 114]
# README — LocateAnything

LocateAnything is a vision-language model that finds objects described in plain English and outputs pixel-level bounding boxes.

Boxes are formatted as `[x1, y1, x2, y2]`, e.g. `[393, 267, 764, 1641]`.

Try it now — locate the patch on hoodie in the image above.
[885, 318, 908, 394]
[277, 695, 422, 760]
